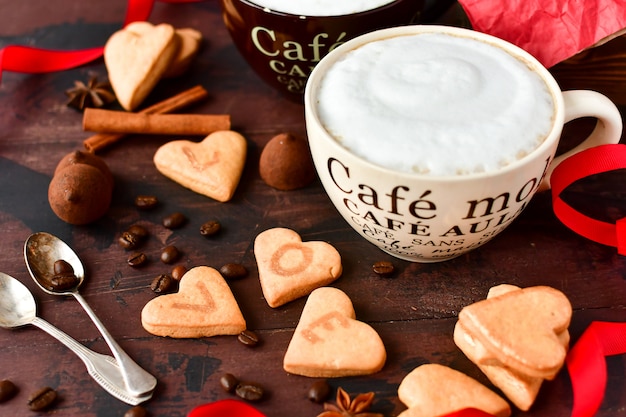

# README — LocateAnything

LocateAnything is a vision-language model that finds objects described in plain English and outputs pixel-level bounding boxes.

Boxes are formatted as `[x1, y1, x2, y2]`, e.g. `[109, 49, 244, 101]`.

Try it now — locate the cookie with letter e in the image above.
[397, 363, 511, 417]
[141, 266, 246, 338]
[283, 287, 386, 377]
[454, 284, 572, 411]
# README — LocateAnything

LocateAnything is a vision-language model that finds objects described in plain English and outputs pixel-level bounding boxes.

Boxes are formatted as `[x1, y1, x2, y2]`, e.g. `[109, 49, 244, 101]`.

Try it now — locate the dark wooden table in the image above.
[2, 1, 626, 416]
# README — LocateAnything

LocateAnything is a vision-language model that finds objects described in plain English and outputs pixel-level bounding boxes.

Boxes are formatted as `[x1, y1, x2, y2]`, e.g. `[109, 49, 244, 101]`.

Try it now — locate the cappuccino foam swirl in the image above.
[316, 33, 556, 176]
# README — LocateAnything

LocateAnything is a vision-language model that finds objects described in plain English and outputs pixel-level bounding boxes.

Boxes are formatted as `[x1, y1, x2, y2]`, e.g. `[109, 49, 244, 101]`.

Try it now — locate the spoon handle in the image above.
[72, 292, 157, 396]
[31, 317, 152, 405]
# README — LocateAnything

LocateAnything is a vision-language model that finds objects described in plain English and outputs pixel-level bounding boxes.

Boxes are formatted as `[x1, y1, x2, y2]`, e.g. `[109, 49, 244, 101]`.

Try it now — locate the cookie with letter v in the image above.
[141, 266, 246, 338]
[254, 227, 342, 308]
[283, 287, 386, 377]
[154, 130, 247, 202]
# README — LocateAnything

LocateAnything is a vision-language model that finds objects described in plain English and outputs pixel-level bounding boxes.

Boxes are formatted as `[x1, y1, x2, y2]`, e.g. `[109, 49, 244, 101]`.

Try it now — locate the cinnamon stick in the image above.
[83, 109, 231, 135]
[83, 85, 209, 152]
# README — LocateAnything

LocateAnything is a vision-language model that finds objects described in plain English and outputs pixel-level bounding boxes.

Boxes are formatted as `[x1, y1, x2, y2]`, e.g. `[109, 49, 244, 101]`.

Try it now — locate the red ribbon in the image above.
[566, 322, 626, 417]
[187, 399, 266, 417]
[0, 0, 155, 85]
[550, 144, 626, 255]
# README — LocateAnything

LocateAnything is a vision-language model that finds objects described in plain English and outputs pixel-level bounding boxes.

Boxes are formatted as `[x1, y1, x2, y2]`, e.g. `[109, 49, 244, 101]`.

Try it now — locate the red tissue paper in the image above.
[458, 0, 626, 68]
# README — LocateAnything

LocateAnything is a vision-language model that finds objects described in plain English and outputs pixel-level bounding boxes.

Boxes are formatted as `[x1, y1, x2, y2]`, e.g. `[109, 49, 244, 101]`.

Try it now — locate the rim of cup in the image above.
[229, 0, 411, 19]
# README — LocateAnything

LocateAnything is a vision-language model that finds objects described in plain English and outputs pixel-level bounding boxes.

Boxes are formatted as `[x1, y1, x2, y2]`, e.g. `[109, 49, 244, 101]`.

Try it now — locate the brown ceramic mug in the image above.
[219, 0, 423, 101]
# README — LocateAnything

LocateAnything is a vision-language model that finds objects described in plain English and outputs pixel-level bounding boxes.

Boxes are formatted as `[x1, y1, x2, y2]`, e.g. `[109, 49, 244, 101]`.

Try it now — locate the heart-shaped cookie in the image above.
[397, 364, 511, 417]
[104, 22, 180, 110]
[163, 28, 203, 78]
[458, 285, 571, 378]
[283, 287, 385, 377]
[141, 266, 246, 338]
[153, 130, 247, 202]
[454, 284, 570, 410]
[254, 228, 342, 308]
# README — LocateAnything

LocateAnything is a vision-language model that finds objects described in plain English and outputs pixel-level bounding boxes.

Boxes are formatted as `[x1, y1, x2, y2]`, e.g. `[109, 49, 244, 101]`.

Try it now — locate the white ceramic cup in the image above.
[305, 25, 623, 262]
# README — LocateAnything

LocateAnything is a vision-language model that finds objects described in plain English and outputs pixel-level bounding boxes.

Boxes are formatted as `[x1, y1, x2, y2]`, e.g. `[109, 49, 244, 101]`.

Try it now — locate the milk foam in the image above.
[316, 33, 556, 176]
[247, 0, 396, 16]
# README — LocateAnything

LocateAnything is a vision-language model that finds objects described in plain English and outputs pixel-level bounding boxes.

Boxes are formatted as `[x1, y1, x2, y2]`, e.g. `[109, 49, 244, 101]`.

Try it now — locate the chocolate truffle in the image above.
[259, 133, 316, 190]
[48, 151, 114, 225]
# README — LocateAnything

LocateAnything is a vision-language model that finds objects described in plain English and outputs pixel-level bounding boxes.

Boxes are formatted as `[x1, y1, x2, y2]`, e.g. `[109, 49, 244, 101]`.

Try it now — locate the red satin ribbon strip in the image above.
[550, 144, 626, 254]
[566, 321, 626, 417]
[0, 0, 155, 84]
[187, 399, 266, 417]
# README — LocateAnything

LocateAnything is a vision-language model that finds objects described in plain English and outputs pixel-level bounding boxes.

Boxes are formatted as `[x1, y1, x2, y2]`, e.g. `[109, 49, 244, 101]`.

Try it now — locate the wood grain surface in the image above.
[1, 1, 626, 416]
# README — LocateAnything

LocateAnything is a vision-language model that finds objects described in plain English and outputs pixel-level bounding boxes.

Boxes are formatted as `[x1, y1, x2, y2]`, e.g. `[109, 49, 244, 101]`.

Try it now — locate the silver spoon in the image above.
[24, 232, 157, 397]
[0, 272, 151, 405]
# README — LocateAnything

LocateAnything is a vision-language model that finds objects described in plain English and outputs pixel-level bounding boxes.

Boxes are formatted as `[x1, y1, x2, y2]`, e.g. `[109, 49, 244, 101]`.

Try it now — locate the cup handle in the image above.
[540, 90, 623, 190]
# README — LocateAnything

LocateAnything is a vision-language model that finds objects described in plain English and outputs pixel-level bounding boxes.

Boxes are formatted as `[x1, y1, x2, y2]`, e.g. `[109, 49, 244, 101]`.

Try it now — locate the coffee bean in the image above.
[134, 195, 159, 210]
[124, 405, 148, 417]
[171, 265, 187, 281]
[308, 380, 331, 403]
[127, 224, 149, 239]
[27, 386, 57, 411]
[235, 382, 264, 402]
[49, 260, 79, 291]
[200, 220, 221, 237]
[237, 330, 260, 347]
[127, 252, 148, 268]
[119, 232, 139, 250]
[220, 373, 239, 393]
[0, 380, 17, 403]
[53, 259, 74, 275]
[160, 245, 180, 264]
[162, 212, 187, 229]
[372, 260, 395, 277]
[150, 274, 173, 294]
[219, 263, 248, 280]
[50, 272, 79, 291]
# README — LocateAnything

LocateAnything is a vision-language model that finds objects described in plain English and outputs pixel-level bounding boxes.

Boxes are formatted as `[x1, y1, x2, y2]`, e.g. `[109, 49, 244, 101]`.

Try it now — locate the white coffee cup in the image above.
[305, 25, 623, 262]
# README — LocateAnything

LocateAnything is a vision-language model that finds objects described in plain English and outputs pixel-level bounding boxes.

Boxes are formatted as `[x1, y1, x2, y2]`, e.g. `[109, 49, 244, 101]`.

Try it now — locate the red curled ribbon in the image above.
[550, 144, 626, 255]
[566, 321, 626, 417]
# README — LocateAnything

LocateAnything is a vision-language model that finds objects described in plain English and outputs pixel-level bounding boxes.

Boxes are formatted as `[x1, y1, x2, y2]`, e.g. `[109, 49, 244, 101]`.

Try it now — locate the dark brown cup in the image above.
[219, 0, 423, 101]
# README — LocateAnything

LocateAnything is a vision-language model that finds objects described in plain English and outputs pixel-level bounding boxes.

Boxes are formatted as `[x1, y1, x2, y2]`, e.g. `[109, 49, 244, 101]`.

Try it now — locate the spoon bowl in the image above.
[0, 272, 37, 328]
[24, 232, 157, 397]
[24, 231, 84, 295]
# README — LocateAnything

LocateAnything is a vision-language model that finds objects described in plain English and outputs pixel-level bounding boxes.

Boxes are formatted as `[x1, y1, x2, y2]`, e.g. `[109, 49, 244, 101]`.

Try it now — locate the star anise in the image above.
[317, 387, 384, 417]
[65, 76, 116, 111]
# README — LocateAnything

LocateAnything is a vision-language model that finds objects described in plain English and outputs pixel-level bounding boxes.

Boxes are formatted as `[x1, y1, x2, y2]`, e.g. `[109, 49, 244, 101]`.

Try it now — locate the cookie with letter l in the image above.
[153, 130, 247, 202]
